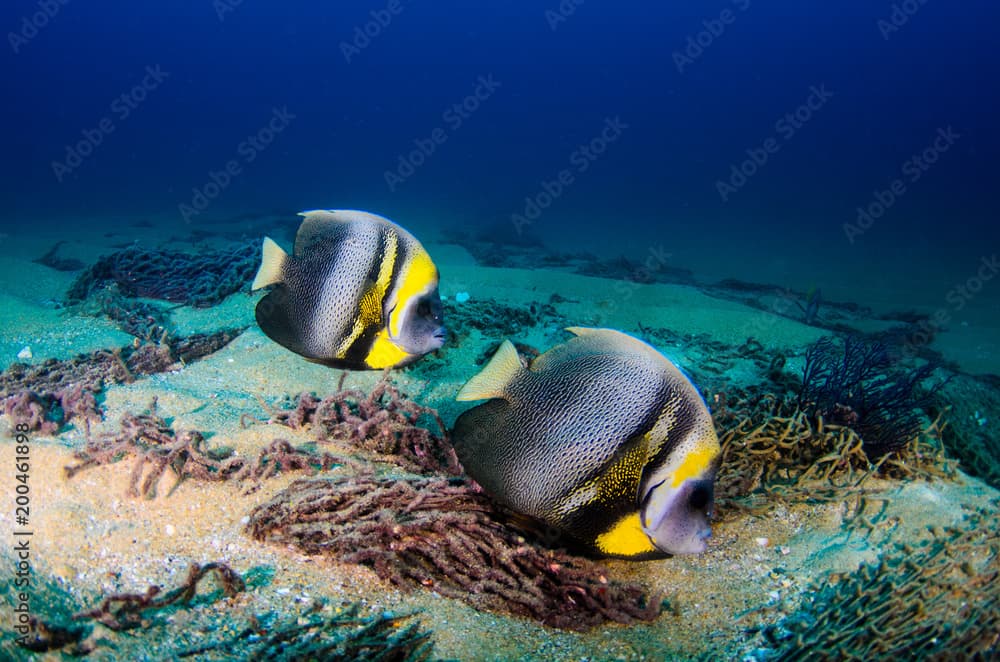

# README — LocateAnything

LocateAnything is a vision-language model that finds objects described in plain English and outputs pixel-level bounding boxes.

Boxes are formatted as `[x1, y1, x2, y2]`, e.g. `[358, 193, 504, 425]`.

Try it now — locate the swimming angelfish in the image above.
[451, 327, 720, 559]
[252, 209, 445, 370]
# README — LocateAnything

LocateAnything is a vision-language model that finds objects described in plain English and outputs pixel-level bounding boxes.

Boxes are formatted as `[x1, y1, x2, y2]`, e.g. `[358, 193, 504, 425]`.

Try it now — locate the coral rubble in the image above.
[65, 404, 344, 497]
[267, 377, 461, 476]
[67, 241, 258, 308]
[247, 475, 662, 631]
[183, 603, 434, 661]
[764, 503, 1000, 660]
[0, 329, 241, 435]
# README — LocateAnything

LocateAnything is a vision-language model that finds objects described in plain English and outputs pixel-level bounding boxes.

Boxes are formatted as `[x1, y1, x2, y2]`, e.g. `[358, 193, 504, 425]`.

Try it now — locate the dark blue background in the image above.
[2, 1, 997, 292]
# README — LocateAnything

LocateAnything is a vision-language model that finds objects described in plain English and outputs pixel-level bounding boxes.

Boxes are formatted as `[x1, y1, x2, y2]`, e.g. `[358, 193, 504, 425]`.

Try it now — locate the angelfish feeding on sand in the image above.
[451, 327, 721, 560]
[252, 209, 445, 370]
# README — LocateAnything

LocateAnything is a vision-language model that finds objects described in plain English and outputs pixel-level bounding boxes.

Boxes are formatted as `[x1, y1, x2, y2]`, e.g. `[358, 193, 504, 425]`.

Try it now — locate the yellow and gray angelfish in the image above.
[451, 327, 720, 559]
[251, 209, 445, 370]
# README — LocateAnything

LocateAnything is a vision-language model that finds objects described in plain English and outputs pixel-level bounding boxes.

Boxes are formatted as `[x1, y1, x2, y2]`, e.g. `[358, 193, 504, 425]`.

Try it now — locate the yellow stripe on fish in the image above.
[670, 443, 717, 488]
[595, 513, 657, 557]
[334, 230, 398, 359]
[365, 328, 413, 369]
[389, 246, 438, 339]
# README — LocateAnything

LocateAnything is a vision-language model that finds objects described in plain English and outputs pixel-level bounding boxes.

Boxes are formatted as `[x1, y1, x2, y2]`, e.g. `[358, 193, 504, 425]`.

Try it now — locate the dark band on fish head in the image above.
[382, 241, 444, 356]
[339, 226, 396, 366]
[637, 380, 720, 555]
[552, 379, 676, 544]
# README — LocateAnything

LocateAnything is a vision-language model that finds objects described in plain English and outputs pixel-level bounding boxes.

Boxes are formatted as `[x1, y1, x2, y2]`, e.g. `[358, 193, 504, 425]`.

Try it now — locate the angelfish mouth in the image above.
[650, 525, 711, 555]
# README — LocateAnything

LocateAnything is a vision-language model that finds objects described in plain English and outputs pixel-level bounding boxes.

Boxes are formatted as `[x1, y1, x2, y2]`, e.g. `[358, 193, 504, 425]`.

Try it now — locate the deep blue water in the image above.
[2, 0, 999, 313]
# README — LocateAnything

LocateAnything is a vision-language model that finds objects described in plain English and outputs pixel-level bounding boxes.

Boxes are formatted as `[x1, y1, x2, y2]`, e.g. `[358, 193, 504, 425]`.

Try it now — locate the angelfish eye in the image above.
[417, 300, 431, 316]
[688, 482, 712, 511]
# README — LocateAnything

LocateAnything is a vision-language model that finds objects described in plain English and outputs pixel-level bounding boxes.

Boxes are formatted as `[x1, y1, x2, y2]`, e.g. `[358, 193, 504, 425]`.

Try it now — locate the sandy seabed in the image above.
[1, 226, 997, 660]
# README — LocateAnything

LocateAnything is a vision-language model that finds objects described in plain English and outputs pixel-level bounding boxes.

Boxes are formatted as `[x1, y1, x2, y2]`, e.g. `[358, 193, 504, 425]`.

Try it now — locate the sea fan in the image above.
[797, 335, 941, 458]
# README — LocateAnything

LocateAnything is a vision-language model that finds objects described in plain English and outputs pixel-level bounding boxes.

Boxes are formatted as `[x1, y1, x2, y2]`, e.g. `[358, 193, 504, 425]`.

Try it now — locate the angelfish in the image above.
[451, 328, 721, 559]
[252, 209, 445, 370]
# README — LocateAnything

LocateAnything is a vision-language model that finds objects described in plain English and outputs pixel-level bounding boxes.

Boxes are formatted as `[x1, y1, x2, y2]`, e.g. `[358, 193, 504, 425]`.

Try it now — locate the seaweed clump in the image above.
[67, 241, 259, 308]
[797, 335, 941, 458]
[0, 329, 242, 435]
[929, 372, 1000, 490]
[12, 562, 433, 660]
[76, 562, 245, 632]
[247, 475, 662, 631]
[65, 404, 343, 497]
[713, 396, 955, 515]
[15, 562, 244, 655]
[762, 503, 1000, 660]
[33, 240, 85, 271]
[576, 254, 694, 285]
[85, 282, 175, 340]
[266, 377, 461, 476]
[443, 297, 562, 337]
[183, 603, 433, 661]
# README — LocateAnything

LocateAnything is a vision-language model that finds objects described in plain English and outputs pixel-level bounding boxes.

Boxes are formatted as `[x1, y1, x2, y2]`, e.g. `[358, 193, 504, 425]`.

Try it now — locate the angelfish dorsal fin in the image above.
[456, 339, 524, 401]
[251, 237, 288, 290]
[295, 209, 389, 255]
